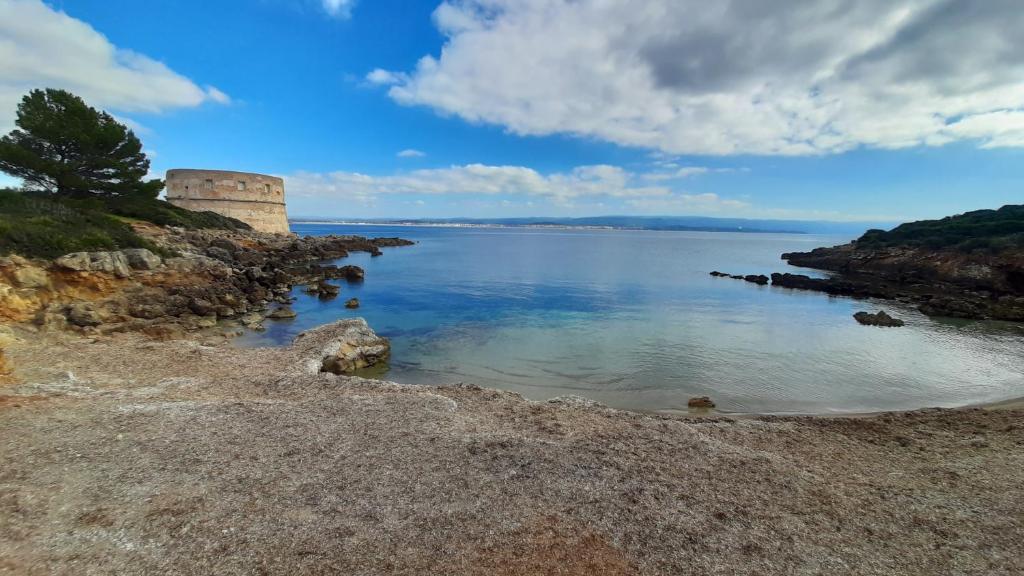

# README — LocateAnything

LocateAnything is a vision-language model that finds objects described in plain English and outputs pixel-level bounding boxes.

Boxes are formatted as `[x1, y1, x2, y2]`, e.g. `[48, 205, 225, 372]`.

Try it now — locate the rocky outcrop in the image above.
[853, 311, 905, 327]
[711, 241, 1024, 322]
[1, 227, 413, 338]
[291, 318, 391, 375]
[345, 298, 360, 309]
[782, 243, 1024, 322]
[768, 273, 895, 299]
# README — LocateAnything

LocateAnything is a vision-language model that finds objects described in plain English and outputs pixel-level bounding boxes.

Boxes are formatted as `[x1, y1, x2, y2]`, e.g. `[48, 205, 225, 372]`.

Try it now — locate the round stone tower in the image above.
[165, 169, 290, 234]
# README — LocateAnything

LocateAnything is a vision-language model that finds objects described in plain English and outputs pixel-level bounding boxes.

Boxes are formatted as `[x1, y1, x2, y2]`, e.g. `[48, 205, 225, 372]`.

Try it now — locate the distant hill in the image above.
[856, 205, 1024, 252]
[292, 215, 896, 236]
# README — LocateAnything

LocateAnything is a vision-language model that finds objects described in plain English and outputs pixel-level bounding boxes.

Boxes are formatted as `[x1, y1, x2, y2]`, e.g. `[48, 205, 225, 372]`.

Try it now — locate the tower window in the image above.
[264, 183, 271, 194]
[204, 179, 213, 190]
[237, 181, 246, 191]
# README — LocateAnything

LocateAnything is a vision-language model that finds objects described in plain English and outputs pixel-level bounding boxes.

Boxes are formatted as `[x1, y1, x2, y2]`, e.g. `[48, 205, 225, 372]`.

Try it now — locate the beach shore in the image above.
[1, 324, 1021, 575]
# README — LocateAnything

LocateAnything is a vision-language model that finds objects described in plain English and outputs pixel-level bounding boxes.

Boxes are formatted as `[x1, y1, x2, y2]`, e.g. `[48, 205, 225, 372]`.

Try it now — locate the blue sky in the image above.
[1, 0, 1022, 222]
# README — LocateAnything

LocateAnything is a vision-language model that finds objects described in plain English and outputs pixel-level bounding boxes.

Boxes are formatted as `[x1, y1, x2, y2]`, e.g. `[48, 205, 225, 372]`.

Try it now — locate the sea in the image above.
[235, 223, 1024, 414]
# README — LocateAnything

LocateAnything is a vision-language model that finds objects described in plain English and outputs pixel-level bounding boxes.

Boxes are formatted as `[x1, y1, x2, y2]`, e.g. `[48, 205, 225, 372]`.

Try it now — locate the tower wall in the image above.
[165, 169, 290, 234]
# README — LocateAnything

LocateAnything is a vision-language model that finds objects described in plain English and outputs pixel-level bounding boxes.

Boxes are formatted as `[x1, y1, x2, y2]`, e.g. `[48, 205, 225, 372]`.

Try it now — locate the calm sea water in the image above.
[236, 223, 1024, 414]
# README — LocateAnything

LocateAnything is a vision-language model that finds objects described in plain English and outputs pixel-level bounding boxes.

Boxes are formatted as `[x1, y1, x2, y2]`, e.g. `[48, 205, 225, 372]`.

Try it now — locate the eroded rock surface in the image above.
[290, 318, 390, 375]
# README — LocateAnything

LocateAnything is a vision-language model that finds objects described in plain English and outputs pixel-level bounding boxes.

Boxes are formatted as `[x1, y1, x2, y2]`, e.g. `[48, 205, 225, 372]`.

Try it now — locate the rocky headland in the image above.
[0, 223, 413, 340]
[714, 205, 1024, 323]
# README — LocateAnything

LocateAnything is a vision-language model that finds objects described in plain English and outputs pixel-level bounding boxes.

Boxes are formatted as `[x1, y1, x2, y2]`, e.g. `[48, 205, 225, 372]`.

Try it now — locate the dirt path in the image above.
[1, 327, 1022, 575]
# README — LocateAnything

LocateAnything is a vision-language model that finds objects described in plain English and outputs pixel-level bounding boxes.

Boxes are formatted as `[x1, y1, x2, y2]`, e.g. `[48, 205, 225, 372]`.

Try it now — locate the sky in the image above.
[0, 0, 1022, 223]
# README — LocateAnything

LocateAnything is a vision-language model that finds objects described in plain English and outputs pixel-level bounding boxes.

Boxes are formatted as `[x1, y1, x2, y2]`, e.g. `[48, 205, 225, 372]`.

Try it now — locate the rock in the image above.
[181, 314, 218, 330]
[770, 273, 892, 299]
[128, 303, 166, 319]
[744, 274, 769, 285]
[188, 298, 216, 316]
[12, 266, 50, 289]
[239, 312, 264, 327]
[918, 297, 985, 320]
[291, 318, 390, 375]
[688, 396, 715, 409]
[709, 271, 730, 277]
[66, 303, 103, 327]
[853, 310, 905, 327]
[164, 254, 229, 275]
[89, 252, 132, 278]
[328, 265, 364, 282]
[54, 252, 92, 271]
[33, 303, 68, 331]
[345, 298, 360, 309]
[315, 281, 340, 299]
[209, 238, 238, 254]
[267, 306, 297, 319]
[121, 248, 162, 270]
[205, 246, 235, 262]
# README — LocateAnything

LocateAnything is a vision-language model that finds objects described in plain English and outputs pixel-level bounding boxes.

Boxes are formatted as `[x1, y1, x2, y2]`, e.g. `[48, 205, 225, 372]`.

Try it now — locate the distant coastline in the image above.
[287, 215, 894, 236]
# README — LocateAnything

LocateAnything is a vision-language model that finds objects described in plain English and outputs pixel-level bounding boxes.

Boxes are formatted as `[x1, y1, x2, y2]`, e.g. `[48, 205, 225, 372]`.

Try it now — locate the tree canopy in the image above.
[0, 88, 162, 198]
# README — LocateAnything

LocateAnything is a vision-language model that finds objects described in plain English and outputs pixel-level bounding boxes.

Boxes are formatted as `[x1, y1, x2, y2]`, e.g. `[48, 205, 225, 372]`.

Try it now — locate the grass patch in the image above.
[0, 189, 250, 259]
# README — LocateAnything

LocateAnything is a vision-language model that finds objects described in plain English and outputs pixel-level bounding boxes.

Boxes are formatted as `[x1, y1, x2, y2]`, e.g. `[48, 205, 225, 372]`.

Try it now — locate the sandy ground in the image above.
[1, 325, 1023, 575]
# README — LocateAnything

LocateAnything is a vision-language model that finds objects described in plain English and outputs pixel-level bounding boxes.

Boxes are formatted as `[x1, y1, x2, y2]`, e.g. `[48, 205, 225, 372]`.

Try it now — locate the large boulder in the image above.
[291, 318, 390, 375]
[54, 251, 131, 277]
[54, 252, 92, 271]
[89, 252, 132, 278]
[121, 248, 163, 270]
[65, 302, 104, 327]
[12, 265, 50, 289]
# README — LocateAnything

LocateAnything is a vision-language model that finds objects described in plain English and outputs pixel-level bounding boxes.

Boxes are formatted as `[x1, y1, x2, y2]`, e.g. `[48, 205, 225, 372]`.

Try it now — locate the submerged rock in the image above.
[345, 298, 360, 309]
[688, 396, 716, 409]
[744, 274, 769, 285]
[267, 306, 297, 319]
[853, 310, 905, 327]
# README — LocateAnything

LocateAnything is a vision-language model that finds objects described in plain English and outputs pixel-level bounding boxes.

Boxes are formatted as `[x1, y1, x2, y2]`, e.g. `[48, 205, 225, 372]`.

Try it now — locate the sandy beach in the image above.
[2, 324, 1021, 575]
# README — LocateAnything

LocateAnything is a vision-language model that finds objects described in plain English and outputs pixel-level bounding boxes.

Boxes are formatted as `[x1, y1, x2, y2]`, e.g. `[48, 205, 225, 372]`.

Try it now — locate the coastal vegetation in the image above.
[0, 89, 249, 259]
[856, 205, 1024, 252]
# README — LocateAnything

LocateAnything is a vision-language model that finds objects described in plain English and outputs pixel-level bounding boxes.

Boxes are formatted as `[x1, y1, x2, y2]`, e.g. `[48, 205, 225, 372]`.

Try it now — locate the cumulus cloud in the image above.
[375, 0, 1024, 155]
[321, 0, 357, 18]
[0, 0, 227, 132]
[397, 148, 427, 158]
[286, 164, 675, 205]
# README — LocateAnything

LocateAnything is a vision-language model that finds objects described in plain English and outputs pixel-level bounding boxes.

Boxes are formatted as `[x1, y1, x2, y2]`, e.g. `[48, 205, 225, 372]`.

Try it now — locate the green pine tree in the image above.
[0, 88, 162, 198]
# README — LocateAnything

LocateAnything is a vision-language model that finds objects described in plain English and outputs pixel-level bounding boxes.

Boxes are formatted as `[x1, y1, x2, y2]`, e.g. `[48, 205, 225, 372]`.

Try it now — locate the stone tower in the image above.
[165, 169, 290, 234]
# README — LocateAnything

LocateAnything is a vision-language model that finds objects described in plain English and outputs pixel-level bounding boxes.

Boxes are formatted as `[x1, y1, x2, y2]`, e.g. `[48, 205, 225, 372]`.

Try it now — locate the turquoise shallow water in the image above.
[236, 224, 1024, 414]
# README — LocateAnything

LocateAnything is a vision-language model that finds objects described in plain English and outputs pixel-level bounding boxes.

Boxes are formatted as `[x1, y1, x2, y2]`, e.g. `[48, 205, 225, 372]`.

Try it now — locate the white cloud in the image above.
[375, 0, 1024, 156]
[286, 163, 675, 205]
[321, 0, 357, 18]
[397, 148, 427, 158]
[366, 68, 408, 86]
[626, 193, 750, 213]
[0, 0, 227, 132]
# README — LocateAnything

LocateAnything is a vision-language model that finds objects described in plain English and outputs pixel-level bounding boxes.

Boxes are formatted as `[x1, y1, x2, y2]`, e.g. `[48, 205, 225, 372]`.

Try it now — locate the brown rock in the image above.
[688, 396, 716, 409]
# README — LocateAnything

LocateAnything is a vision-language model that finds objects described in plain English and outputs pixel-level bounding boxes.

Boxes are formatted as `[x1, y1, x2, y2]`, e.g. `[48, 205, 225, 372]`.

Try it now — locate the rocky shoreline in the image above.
[0, 224, 413, 340]
[711, 242, 1024, 323]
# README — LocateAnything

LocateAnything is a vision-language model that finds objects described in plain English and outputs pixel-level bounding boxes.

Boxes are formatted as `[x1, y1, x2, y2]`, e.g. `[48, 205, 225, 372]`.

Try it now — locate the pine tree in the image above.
[0, 88, 162, 198]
